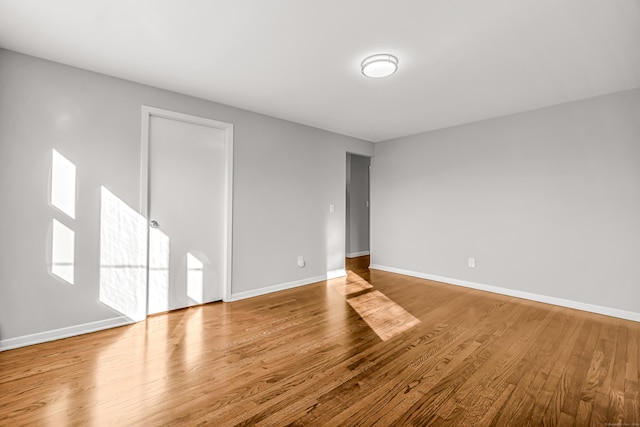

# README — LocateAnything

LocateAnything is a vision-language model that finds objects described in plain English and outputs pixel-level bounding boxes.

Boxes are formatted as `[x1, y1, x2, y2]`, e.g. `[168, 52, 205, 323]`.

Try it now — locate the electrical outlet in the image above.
[297, 255, 305, 268]
[468, 257, 475, 268]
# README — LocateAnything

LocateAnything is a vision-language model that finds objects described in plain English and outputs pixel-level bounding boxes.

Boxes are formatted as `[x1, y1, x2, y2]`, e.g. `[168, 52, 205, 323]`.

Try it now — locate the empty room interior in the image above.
[1, 1, 639, 425]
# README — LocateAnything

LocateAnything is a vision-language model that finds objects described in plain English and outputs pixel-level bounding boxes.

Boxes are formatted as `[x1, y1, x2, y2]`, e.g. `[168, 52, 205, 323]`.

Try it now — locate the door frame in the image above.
[140, 105, 234, 304]
[345, 153, 371, 259]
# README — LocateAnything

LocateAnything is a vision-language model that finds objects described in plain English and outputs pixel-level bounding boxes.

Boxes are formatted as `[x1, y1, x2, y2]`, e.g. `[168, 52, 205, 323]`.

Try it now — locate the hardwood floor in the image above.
[1, 256, 638, 426]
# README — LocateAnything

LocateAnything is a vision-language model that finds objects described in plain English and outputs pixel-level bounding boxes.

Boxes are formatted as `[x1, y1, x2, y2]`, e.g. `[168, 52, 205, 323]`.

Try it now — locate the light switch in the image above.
[329, 204, 335, 213]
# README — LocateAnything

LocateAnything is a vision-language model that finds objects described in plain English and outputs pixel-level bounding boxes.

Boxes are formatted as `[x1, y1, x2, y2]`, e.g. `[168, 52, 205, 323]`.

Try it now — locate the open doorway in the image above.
[346, 153, 370, 260]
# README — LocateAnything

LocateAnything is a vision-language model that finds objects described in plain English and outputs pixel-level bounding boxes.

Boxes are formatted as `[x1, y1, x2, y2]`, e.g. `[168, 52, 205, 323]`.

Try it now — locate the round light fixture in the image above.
[361, 54, 399, 78]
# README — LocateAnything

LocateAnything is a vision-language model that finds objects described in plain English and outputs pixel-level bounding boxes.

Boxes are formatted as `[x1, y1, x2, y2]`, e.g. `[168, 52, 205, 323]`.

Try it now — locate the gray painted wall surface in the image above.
[0, 49, 373, 342]
[371, 89, 640, 314]
[346, 154, 370, 256]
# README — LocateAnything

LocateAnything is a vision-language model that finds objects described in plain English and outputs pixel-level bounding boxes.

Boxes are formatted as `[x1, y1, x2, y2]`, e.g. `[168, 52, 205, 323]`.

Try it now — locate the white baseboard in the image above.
[327, 268, 347, 279]
[369, 264, 640, 323]
[0, 316, 134, 352]
[230, 269, 347, 302]
[346, 251, 370, 258]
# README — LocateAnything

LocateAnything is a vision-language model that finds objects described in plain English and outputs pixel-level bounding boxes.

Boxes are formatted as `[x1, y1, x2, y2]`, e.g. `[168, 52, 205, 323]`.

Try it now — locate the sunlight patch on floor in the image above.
[329, 280, 373, 296]
[347, 290, 420, 341]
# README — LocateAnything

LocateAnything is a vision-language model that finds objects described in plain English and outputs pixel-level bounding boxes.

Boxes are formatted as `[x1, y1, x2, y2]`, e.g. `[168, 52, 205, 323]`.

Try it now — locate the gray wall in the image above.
[371, 88, 640, 315]
[346, 154, 370, 257]
[0, 49, 373, 345]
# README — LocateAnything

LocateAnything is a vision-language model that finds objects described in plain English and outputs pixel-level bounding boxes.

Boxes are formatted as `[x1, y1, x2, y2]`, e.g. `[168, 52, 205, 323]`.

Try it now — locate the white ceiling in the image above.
[1, 0, 639, 142]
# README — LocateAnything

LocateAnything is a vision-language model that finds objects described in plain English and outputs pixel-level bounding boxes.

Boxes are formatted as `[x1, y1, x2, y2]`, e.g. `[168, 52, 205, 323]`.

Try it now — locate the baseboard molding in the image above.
[0, 316, 134, 352]
[346, 251, 370, 258]
[327, 268, 347, 279]
[369, 264, 640, 323]
[230, 269, 347, 302]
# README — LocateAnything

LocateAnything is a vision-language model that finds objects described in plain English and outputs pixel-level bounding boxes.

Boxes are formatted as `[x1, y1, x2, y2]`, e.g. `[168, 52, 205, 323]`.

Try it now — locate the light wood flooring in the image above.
[1, 256, 639, 426]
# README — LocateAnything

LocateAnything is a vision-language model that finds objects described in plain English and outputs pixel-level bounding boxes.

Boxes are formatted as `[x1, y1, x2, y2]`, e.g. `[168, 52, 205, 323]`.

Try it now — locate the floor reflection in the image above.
[184, 307, 203, 367]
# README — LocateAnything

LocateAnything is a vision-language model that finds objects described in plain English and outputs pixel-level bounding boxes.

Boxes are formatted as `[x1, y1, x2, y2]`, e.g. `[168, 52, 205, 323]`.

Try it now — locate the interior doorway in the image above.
[141, 106, 233, 315]
[346, 153, 370, 259]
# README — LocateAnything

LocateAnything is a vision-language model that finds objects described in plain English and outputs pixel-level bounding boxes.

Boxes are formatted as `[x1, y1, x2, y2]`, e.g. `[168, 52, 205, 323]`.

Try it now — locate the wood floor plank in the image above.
[559, 318, 604, 422]
[307, 294, 522, 426]
[492, 311, 579, 426]
[333, 305, 552, 424]
[529, 314, 586, 425]
[243, 304, 484, 426]
[624, 328, 640, 424]
[1, 256, 639, 426]
[542, 318, 594, 426]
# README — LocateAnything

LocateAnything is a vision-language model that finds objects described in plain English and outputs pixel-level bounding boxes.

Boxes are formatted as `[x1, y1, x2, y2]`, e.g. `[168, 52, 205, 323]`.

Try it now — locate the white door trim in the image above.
[140, 106, 234, 303]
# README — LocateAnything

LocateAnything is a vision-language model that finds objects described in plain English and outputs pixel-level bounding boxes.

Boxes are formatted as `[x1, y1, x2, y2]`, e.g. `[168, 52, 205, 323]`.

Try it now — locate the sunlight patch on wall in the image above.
[51, 219, 75, 284]
[325, 217, 344, 275]
[148, 227, 170, 314]
[51, 149, 76, 219]
[187, 252, 204, 304]
[99, 186, 147, 322]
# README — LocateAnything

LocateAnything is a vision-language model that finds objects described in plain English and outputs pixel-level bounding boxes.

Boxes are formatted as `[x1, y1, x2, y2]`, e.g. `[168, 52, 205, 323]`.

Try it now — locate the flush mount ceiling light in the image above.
[361, 54, 399, 78]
